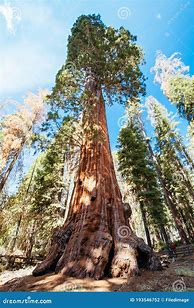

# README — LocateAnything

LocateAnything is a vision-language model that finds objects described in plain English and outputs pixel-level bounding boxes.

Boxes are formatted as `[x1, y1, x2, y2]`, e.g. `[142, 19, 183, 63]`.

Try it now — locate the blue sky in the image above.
[0, 0, 193, 152]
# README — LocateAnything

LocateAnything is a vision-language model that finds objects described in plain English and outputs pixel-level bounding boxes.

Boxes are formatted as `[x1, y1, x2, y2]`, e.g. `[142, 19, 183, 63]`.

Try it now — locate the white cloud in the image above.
[0, 1, 21, 33]
[0, 1, 68, 96]
[0, 41, 60, 95]
[0, 0, 75, 99]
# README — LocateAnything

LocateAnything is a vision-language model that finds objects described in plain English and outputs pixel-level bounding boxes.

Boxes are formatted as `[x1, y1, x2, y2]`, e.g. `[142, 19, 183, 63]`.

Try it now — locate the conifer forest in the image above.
[0, 1, 193, 293]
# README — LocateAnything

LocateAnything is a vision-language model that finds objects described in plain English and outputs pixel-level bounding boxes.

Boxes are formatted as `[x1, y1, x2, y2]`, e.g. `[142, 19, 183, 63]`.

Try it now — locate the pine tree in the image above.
[31, 118, 78, 215]
[0, 119, 78, 258]
[0, 90, 48, 192]
[117, 100, 169, 247]
[146, 96, 194, 243]
[151, 51, 194, 155]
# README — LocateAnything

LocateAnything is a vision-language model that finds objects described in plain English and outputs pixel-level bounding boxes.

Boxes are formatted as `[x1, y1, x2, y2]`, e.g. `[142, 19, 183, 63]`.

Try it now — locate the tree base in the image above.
[33, 221, 162, 279]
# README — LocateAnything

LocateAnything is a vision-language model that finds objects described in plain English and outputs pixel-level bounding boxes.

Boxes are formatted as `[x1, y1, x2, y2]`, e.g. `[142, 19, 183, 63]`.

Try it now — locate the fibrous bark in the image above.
[33, 83, 161, 279]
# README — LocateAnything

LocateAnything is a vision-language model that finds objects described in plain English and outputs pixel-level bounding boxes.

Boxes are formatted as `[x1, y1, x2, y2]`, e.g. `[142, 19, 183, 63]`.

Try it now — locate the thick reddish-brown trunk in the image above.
[33, 86, 161, 279]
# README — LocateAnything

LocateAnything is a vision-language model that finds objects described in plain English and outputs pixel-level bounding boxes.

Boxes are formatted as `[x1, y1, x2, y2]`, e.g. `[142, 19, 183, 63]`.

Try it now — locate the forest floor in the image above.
[0, 253, 194, 292]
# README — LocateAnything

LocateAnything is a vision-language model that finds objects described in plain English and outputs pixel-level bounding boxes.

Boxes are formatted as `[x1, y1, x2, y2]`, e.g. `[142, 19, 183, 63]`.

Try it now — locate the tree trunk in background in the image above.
[9, 215, 22, 253]
[159, 225, 169, 245]
[145, 140, 189, 244]
[33, 83, 161, 279]
[0, 150, 22, 192]
[25, 220, 37, 262]
[178, 140, 194, 170]
[179, 209, 194, 239]
[139, 201, 152, 247]
[0, 126, 33, 193]
[173, 157, 194, 200]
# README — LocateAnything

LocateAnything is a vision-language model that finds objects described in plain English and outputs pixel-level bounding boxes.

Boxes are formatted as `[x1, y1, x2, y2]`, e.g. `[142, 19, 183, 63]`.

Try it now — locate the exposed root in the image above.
[135, 236, 162, 271]
[111, 242, 140, 278]
[32, 221, 73, 277]
[56, 230, 113, 280]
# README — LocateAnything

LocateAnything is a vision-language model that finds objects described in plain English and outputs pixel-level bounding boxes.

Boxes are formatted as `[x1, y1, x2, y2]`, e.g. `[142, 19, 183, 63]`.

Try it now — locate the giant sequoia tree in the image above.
[33, 15, 161, 279]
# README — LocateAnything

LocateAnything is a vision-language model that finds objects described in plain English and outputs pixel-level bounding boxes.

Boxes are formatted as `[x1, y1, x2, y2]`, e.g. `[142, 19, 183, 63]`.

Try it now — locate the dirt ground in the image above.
[0, 254, 194, 292]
